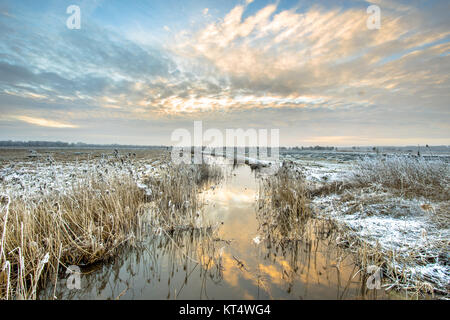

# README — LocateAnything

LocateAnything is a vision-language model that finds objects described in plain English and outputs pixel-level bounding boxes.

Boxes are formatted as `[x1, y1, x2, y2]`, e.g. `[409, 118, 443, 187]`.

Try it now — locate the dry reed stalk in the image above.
[351, 155, 449, 201]
[257, 158, 449, 298]
[257, 162, 311, 241]
[0, 173, 147, 300]
[143, 163, 222, 231]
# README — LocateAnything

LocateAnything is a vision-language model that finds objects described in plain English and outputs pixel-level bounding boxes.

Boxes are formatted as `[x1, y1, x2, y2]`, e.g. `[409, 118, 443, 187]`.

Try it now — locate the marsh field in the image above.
[0, 147, 448, 300]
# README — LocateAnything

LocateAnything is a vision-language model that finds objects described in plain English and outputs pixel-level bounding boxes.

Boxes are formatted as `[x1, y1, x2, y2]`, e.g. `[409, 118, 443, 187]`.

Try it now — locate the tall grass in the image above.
[0, 173, 147, 300]
[258, 157, 450, 296]
[257, 162, 311, 241]
[39, 228, 226, 299]
[0, 160, 223, 300]
[143, 163, 222, 231]
[351, 155, 449, 200]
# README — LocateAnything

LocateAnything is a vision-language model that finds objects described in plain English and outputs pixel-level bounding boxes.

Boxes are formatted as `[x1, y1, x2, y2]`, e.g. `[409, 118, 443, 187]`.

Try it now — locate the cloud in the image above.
[14, 116, 78, 128]
[0, 12, 179, 116]
[0, 0, 448, 145]
[175, 2, 449, 103]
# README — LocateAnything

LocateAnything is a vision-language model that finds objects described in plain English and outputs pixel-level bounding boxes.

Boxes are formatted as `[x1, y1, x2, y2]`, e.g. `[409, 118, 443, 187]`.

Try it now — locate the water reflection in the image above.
[39, 160, 389, 300]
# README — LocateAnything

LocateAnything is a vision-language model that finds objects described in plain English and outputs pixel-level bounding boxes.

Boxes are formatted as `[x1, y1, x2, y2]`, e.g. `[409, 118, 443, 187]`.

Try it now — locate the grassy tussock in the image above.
[308, 181, 359, 198]
[333, 223, 449, 297]
[0, 173, 147, 300]
[143, 163, 222, 231]
[351, 156, 449, 200]
[194, 163, 223, 186]
[257, 162, 311, 241]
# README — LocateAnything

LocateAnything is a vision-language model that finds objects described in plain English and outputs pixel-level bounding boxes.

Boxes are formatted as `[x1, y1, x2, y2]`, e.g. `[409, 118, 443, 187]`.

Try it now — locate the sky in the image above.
[0, 0, 449, 146]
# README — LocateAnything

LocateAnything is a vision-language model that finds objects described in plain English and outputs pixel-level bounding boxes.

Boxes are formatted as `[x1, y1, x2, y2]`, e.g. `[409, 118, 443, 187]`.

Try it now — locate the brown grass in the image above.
[333, 222, 449, 298]
[0, 147, 168, 164]
[142, 163, 222, 231]
[257, 162, 311, 241]
[258, 159, 449, 298]
[0, 173, 147, 300]
[0, 159, 223, 300]
[351, 155, 449, 201]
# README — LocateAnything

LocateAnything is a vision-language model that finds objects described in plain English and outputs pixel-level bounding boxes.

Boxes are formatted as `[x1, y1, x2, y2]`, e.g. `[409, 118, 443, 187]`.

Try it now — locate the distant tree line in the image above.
[0, 140, 167, 149]
[281, 146, 335, 151]
[280, 145, 449, 152]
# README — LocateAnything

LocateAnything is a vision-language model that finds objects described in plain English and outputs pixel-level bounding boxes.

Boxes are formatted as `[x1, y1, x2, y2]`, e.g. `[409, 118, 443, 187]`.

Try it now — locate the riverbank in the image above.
[271, 155, 449, 298]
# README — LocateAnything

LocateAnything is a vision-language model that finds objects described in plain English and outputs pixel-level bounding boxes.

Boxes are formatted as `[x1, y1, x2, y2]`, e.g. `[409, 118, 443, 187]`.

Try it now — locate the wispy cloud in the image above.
[14, 116, 78, 128]
[0, 0, 448, 145]
[174, 1, 450, 108]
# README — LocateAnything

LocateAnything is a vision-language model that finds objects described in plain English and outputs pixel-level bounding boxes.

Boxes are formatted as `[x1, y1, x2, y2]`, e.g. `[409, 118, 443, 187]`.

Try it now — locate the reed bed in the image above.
[257, 162, 311, 242]
[39, 228, 226, 300]
[0, 172, 147, 300]
[351, 155, 449, 201]
[258, 158, 449, 298]
[333, 222, 449, 298]
[142, 163, 222, 231]
[0, 155, 222, 300]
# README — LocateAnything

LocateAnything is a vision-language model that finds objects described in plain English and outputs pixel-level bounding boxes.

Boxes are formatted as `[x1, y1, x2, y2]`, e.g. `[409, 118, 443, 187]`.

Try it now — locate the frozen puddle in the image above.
[39, 160, 391, 300]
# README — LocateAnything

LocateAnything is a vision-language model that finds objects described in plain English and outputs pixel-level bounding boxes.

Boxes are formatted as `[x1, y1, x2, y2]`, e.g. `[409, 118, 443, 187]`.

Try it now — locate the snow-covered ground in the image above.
[0, 157, 165, 200]
[293, 159, 352, 182]
[283, 155, 450, 295]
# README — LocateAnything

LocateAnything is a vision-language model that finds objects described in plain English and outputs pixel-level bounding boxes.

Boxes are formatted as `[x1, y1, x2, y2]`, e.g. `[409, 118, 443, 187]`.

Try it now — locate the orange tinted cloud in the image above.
[14, 116, 78, 128]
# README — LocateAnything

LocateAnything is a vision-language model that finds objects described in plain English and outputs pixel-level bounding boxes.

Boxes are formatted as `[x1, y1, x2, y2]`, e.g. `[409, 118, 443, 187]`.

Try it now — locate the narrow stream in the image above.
[39, 159, 390, 300]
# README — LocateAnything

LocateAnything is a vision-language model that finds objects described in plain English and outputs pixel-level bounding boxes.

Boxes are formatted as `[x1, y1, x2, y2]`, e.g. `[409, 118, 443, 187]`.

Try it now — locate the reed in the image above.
[351, 155, 449, 200]
[142, 163, 222, 231]
[257, 161, 311, 242]
[0, 170, 147, 299]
